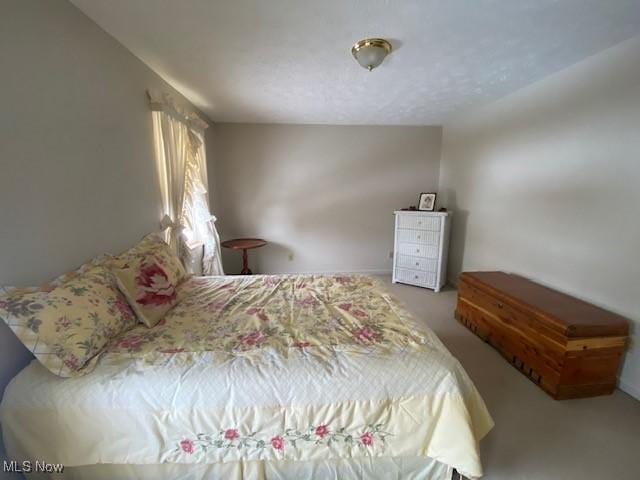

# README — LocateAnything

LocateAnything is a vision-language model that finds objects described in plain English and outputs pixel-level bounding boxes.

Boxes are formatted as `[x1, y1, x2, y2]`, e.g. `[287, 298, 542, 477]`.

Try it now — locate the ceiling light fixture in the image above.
[351, 38, 392, 71]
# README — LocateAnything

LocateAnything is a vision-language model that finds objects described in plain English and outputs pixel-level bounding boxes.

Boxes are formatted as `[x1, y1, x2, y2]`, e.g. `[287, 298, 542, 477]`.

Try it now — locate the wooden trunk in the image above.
[455, 271, 629, 400]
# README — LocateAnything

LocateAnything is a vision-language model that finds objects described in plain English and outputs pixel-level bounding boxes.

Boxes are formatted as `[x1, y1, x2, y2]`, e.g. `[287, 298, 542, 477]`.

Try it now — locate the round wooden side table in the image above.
[220, 238, 267, 275]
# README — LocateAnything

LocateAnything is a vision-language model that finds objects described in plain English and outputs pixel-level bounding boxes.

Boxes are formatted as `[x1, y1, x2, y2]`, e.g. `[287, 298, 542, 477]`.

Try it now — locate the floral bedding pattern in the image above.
[112, 233, 187, 328]
[106, 274, 429, 360]
[0, 266, 137, 377]
[114, 233, 187, 282]
[177, 423, 392, 455]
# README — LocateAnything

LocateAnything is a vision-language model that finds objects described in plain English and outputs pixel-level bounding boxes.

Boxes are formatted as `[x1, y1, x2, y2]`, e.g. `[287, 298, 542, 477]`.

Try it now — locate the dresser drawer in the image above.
[392, 211, 450, 292]
[396, 229, 439, 245]
[396, 254, 438, 272]
[395, 268, 436, 287]
[397, 242, 439, 258]
[397, 215, 441, 231]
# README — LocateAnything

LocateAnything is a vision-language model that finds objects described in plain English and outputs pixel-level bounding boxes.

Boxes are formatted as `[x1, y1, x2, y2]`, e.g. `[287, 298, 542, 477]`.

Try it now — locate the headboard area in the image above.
[0, 0, 211, 397]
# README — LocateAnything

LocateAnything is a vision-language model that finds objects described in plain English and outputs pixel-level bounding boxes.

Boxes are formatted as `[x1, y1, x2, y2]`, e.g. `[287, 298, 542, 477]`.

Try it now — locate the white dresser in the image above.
[392, 211, 451, 292]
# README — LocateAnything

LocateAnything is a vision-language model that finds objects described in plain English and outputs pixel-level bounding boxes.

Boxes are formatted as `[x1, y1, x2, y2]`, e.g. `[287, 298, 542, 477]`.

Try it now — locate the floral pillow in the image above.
[112, 235, 186, 327]
[115, 233, 186, 280]
[0, 266, 137, 377]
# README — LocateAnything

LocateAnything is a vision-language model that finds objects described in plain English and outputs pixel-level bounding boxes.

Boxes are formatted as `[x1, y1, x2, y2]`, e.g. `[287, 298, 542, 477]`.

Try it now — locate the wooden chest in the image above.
[455, 271, 629, 399]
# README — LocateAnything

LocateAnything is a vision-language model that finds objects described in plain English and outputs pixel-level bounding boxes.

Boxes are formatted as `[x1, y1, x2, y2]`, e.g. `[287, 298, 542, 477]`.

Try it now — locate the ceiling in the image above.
[71, 0, 640, 125]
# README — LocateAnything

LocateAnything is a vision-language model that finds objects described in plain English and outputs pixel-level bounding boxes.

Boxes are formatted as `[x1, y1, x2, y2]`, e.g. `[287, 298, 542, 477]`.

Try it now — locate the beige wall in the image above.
[0, 0, 210, 396]
[439, 36, 640, 399]
[209, 124, 442, 275]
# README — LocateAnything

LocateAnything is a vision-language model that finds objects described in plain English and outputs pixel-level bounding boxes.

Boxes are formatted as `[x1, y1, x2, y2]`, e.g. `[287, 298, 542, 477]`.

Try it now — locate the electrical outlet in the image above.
[288, 253, 294, 261]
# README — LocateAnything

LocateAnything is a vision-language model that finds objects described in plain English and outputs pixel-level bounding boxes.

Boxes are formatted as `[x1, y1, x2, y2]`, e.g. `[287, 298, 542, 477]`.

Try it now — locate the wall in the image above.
[439, 36, 640, 398]
[208, 124, 442, 275]
[0, 0, 210, 397]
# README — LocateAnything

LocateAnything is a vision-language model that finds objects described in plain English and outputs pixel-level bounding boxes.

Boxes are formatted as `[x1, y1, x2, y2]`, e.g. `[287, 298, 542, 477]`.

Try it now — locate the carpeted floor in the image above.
[381, 277, 640, 480]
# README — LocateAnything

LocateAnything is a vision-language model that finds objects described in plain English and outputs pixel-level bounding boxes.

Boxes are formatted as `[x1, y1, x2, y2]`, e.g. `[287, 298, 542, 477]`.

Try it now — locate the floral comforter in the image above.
[1, 275, 493, 479]
[108, 274, 430, 360]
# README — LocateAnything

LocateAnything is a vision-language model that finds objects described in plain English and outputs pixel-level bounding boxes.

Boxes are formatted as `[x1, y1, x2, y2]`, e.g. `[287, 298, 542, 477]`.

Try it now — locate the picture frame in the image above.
[418, 192, 437, 211]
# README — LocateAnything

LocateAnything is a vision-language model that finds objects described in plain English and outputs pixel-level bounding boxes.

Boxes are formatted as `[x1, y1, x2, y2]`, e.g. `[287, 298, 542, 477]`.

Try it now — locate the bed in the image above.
[1, 274, 492, 479]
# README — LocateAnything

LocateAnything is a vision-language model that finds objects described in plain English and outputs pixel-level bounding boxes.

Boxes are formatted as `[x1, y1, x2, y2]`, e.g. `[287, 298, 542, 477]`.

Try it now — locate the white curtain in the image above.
[183, 129, 224, 276]
[149, 91, 224, 275]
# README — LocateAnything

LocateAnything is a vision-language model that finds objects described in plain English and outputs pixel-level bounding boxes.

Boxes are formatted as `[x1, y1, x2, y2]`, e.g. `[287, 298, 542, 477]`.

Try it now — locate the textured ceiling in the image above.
[71, 0, 640, 125]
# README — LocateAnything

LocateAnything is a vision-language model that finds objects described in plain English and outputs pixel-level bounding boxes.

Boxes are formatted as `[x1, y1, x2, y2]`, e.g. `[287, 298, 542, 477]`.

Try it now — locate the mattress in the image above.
[1, 274, 493, 479]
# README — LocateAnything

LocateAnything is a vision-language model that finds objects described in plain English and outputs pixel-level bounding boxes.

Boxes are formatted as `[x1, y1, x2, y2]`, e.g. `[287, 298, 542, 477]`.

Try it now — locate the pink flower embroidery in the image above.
[180, 439, 194, 454]
[338, 303, 352, 311]
[224, 429, 239, 440]
[360, 432, 373, 446]
[352, 326, 383, 344]
[238, 331, 266, 346]
[335, 276, 352, 285]
[135, 261, 177, 306]
[293, 341, 310, 348]
[315, 425, 329, 438]
[271, 435, 284, 450]
[263, 277, 279, 287]
[353, 309, 368, 318]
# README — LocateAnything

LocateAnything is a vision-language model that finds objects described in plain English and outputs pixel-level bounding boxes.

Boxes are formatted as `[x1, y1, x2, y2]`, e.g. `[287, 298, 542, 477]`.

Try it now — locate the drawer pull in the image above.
[415, 262, 420, 266]
[417, 235, 421, 239]
[497, 302, 504, 309]
[414, 275, 419, 279]
[418, 221, 422, 225]
[416, 249, 420, 253]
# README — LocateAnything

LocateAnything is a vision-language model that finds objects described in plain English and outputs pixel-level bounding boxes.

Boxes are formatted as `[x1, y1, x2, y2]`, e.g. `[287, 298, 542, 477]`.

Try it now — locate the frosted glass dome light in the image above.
[351, 38, 392, 71]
